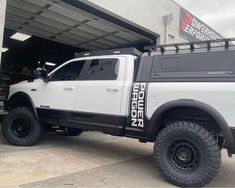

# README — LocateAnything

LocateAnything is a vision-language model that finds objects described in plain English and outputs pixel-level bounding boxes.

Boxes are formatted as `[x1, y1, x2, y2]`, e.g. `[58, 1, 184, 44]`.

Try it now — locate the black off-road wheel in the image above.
[2, 107, 42, 146]
[154, 121, 221, 187]
[63, 128, 83, 136]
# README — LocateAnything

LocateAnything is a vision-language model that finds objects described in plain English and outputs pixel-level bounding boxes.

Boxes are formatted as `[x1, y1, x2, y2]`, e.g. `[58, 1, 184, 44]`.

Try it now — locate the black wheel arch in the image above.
[7, 92, 38, 120]
[147, 99, 235, 155]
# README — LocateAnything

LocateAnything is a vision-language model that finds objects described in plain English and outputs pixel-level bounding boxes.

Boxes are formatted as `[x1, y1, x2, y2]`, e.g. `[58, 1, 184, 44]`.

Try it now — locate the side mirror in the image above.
[33, 67, 48, 81]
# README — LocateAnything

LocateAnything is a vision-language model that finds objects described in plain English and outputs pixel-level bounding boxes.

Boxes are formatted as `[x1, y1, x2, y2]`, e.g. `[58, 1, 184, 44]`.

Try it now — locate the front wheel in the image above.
[2, 107, 42, 146]
[154, 121, 221, 187]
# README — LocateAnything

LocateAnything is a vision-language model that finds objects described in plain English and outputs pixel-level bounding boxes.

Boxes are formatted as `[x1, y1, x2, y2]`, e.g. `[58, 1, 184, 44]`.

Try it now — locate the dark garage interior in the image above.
[2, 28, 80, 77]
[0, 0, 155, 84]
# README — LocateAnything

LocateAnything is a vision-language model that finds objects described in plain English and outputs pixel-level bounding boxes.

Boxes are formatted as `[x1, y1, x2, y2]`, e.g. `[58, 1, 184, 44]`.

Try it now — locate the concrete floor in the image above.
[0, 131, 235, 188]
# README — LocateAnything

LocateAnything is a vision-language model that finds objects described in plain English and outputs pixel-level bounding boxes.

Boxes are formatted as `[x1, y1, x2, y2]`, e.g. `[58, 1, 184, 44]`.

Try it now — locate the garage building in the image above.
[0, 0, 222, 83]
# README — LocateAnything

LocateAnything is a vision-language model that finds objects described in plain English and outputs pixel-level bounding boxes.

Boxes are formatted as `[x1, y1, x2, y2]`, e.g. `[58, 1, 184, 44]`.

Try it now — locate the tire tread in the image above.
[154, 121, 221, 187]
[2, 107, 42, 146]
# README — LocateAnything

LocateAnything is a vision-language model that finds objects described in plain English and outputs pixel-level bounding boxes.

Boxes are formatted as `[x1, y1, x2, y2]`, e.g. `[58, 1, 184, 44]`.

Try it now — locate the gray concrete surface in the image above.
[0, 131, 235, 188]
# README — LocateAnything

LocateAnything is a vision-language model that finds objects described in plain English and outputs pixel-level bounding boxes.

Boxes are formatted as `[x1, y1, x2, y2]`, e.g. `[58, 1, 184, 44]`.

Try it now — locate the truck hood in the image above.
[8, 79, 43, 99]
[17, 79, 42, 84]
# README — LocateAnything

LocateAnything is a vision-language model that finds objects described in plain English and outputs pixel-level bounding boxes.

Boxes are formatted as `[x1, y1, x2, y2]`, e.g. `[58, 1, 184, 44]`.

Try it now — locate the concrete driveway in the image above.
[0, 131, 235, 188]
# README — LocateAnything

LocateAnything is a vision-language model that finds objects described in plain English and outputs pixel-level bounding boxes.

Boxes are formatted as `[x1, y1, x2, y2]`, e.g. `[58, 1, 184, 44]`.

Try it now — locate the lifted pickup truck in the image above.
[2, 38, 235, 187]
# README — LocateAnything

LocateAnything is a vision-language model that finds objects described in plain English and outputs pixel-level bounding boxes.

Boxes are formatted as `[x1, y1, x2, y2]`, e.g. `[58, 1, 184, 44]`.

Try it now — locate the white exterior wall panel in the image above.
[86, 0, 187, 44]
[0, 0, 7, 63]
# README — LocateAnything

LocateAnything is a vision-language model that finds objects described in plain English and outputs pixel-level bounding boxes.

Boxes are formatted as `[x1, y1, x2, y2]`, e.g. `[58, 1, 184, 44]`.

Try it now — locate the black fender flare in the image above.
[7, 92, 38, 120]
[147, 99, 235, 154]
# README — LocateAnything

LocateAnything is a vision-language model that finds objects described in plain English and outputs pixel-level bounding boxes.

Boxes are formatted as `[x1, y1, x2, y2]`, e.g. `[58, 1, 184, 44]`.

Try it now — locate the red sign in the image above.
[180, 8, 223, 43]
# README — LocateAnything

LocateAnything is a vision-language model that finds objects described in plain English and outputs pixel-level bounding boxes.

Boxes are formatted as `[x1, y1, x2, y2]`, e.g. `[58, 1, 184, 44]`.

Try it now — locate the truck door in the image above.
[36, 60, 86, 123]
[74, 57, 127, 133]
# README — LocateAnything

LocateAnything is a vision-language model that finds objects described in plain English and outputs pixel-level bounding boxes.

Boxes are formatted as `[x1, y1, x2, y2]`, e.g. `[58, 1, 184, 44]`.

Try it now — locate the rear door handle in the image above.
[106, 88, 119, 92]
[64, 87, 74, 91]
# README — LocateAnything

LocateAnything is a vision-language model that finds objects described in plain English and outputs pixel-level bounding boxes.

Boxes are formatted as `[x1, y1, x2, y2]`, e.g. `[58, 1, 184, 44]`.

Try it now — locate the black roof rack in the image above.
[76, 47, 142, 57]
[144, 38, 235, 54]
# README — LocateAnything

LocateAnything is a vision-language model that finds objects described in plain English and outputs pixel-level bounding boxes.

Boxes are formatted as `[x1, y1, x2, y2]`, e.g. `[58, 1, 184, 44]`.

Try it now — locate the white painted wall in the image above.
[86, 0, 187, 44]
[0, 0, 7, 65]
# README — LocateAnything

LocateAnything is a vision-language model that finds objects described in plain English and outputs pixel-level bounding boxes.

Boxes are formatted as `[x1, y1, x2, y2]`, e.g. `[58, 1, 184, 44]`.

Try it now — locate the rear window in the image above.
[85, 58, 119, 80]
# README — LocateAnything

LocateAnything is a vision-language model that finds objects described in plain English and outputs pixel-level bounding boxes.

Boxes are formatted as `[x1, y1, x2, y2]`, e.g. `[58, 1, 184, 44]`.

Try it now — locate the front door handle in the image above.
[64, 87, 74, 91]
[106, 88, 119, 92]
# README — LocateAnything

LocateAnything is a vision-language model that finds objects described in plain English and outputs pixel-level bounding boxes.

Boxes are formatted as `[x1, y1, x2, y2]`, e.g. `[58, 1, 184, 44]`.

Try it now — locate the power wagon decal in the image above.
[130, 83, 147, 128]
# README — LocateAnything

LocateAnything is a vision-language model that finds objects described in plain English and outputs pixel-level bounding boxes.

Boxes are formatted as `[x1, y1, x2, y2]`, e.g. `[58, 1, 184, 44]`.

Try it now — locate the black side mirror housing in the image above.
[33, 68, 48, 82]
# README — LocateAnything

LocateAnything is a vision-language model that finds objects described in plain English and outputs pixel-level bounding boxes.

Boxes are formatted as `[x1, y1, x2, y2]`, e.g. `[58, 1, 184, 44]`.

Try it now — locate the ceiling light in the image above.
[10, 32, 31, 41]
[37, 62, 56, 66]
[46, 62, 56, 66]
[1, 47, 9, 53]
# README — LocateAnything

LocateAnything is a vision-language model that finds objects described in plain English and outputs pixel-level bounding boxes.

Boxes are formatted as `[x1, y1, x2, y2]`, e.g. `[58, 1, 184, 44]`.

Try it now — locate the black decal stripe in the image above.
[36, 108, 125, 135]
[126, 82, 148, 139]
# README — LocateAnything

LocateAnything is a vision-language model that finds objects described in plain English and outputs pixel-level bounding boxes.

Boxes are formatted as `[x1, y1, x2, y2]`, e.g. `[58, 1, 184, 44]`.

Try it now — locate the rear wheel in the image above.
[2, 107, 42, 146]
[154, 121, 221, 187]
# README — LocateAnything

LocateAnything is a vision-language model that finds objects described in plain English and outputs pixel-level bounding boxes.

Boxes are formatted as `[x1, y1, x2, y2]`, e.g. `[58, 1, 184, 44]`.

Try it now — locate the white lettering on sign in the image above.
[180, 8, 223, 46]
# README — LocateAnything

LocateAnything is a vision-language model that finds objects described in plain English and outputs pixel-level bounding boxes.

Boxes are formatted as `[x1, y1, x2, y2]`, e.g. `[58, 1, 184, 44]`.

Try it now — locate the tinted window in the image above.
[150, 50, 235, 79]
[161, 58, 179, 70]
[50, 61, 85, 81]
[86, 58, 119, 80]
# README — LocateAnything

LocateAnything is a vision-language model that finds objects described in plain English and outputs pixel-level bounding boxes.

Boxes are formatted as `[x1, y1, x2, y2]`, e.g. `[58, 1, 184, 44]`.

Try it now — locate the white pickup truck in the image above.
[2, 39, 235, 187]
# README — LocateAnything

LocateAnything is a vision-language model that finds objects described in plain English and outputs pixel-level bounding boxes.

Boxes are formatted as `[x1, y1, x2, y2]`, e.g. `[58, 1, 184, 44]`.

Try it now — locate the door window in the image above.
[85, 59, 119, 80]
[50, 61, 86, 81]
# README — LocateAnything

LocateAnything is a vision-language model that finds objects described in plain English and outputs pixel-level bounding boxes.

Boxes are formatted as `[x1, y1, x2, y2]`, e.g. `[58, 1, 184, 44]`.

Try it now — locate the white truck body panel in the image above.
[36, 81, 77, 111]
[147, 83, 235, 128]
[75, 56, 128, 115]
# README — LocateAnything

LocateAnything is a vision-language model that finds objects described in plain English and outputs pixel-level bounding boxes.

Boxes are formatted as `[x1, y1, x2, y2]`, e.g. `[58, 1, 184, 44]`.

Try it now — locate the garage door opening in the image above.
[1, 28, 84, 84]
[1, 0, 157, 83]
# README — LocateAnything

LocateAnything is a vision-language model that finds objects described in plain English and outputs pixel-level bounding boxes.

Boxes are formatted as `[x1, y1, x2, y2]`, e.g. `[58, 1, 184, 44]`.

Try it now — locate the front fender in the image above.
[7, 92, 38, 120]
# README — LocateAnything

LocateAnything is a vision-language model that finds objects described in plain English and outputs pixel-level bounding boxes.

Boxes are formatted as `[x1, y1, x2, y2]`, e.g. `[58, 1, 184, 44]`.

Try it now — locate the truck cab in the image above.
[7, 49, 138, 136]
